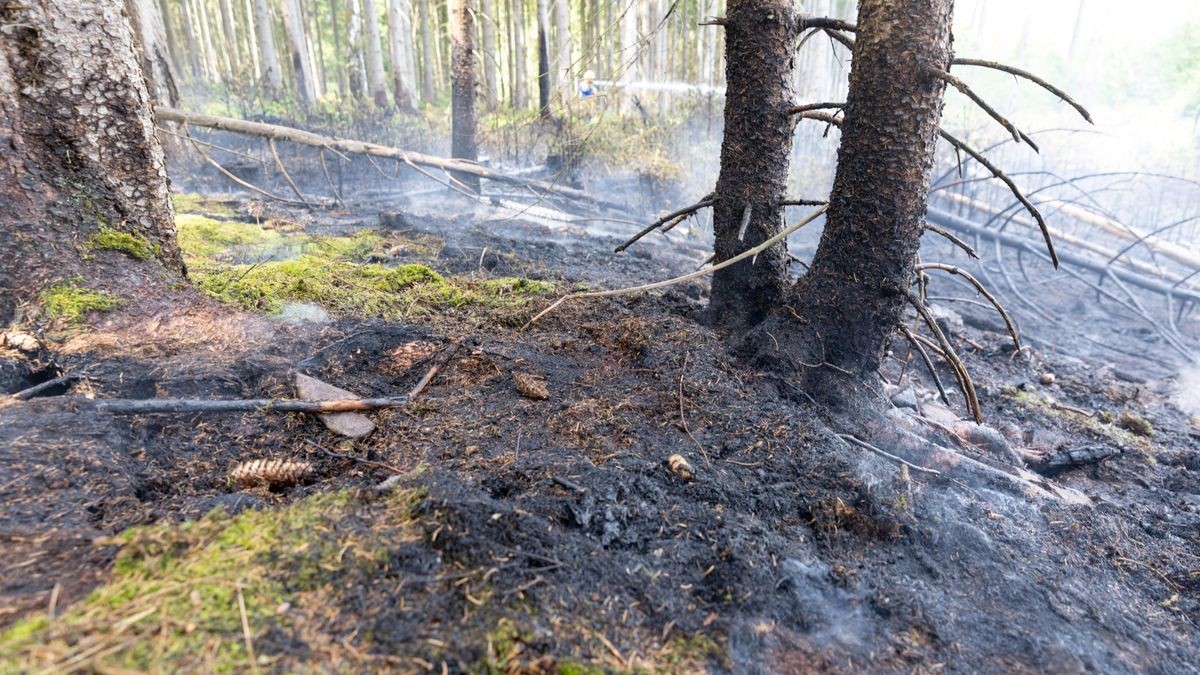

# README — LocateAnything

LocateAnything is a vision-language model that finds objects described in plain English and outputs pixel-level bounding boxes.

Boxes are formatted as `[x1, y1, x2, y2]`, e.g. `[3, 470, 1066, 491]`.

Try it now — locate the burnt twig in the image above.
[916, 262, 1021, 351]
[614, 197, 716, 252]
[837, 434, 941, 476]
[407, 336, 467, 399]
[950, 58, 1094, 124]
[898, 325, 950, 405]
[929, 68, 1039, 152]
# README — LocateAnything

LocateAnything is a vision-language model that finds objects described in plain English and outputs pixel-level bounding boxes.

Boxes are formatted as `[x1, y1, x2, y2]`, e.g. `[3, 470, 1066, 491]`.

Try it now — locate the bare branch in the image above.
[908, 292, 982, 423]
[777, 198, 828, 207]
[916, 262, 1021, 351]
[181, 124, 306, 206]
[922, 222, 978, 259]
[898, 325, 951, 405]
[822, 28, 855, 51]
[936, 128, 1059, 267]
[787, 102, 845, 116]
[614, 197, 716, 253]
[838, 434, 942, 476]
[802, 16, 857, 32]
[268, 138, 312, 204]
[951, 58, 1093, 124]
[929, 68, 1040, 152]
[319, 150, 346, 209]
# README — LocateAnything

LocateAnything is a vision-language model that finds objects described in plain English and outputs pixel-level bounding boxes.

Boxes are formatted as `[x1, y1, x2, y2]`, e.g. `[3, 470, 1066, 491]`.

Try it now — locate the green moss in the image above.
[171, 192, 235, 217]
[87, 227, 159, 260]
[480, 277, 556, 296]
[175, 214, 290, 259]
[41, 283, 121, 322]
[0, 489, 421, 672]
[1118, 411, 1155, 438]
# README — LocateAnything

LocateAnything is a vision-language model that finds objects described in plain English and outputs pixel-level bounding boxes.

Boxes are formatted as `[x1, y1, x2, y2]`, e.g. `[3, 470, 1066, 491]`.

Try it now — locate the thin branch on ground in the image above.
[908, 291, 982, 422]
[614, 196, 716, 252]
[268, 138, 311, 204]
[303, 439, 402, 474]
[318, 149, 346, 208]
[8, 374, 84, 401]
[929, 68, 1039, 152]
[407, 337, 467, 399]
[898, 325, 950, 405]
[837, 434, 941, 476]
[950, 58, 1094, 124]
[916, 262, 1021, 351]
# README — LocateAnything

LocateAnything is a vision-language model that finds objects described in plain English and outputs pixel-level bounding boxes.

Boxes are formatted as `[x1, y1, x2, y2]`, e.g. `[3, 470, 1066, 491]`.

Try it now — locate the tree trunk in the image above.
[253, 0, 284, 95]
[388, 0, 419, 111]
[535, 0, 551, 116]
[0, 0, 184, 324]
[280, 0, 319, 107]
[418, 0, 437, 103]
[329, 0, 348, 98]
[449, 0, 479, 191]
[551, 0, 570, 99]
[479, 0, 500, 109]
[618, 0, 638, 112]
[346, 0, 369, 101]
[179, 0, 203, 78]
[707, 0, 798, 327]
[362, 0, 390, 108]
[242, 0, 262, 81]
[125, 0, 180, 106]
[783, 0, 954, 384]
[218, 0, 239, 74]
[157, 0, 186, 83]
[509, 0, 527, 109]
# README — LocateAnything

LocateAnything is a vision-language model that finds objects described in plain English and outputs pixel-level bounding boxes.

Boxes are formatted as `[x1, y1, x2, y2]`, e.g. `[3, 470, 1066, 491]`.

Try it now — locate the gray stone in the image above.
[294, 373, 377, 438]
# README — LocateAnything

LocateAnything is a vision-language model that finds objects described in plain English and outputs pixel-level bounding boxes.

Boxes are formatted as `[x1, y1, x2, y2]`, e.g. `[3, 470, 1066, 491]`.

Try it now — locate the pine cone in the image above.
[512, 372, 549, 400]
[229, 459, 314, 488]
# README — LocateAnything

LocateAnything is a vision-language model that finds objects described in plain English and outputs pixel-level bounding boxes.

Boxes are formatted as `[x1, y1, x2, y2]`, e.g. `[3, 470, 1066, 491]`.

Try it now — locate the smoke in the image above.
[1176, 363, 1200, 418]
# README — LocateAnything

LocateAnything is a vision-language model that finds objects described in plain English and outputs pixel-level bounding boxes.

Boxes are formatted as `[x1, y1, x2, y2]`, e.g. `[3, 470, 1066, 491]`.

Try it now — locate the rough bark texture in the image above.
[449, 0, 480, 191]
[0, 0, 184, 324]
[783, 0, 954, 382]
[708, 0, 798, 328]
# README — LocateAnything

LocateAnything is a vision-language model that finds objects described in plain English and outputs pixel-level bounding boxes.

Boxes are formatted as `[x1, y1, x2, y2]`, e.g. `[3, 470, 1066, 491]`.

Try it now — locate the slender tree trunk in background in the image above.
[536, 0, 551, 116]
[362, 0, 390, 108]
[218, 0, 239, 73]
[509, 0, 527, 109]
[479, 0, 500, 109]
[179, 0, 203, 78]
[449, 0, 479, 191]
[157, 0, 185, 82]
[618, 0, 637, 111]
[280, 0, 319, 107]
[782, 0, 954, 387]
[387, 0, 419, 111]
[0, 0, 184, 324]
[418, 0, 437, 103]
[707, 0, 797, 327]
[195, 0, 222, 79]
[125, 0, 179, 106]
[329, 0, 348, 98]
[346, 0, 369, 101]
[309, 0, 329, 93]
[253, 0, 283, 95]
[552, 0, 570, 99]
[242, 0, 261, 81]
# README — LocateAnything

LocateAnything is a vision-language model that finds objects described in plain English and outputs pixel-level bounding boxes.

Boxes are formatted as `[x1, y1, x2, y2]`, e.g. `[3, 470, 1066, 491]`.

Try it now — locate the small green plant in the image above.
[41, 282, 121, 321]
[87, 227, 158, 260]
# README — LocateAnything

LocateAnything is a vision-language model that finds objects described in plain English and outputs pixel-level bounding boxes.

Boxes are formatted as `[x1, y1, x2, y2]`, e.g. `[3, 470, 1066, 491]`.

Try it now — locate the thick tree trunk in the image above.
[362, 0, 390, 108]
[252, 0, 283, 95]
[0, 0, 183, 324]
[125, 0, 180, 106]
[449, 0, 480, 191]
[388, 0, 419, 112]
[784, 0, 954, 383]
[280, 0, 319, 107]
[707, 0, 798, 327]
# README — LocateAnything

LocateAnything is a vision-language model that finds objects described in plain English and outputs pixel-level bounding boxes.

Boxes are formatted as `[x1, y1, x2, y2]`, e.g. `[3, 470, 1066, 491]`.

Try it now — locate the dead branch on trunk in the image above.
[908, 292, 981, 423]
[801, 16, 857, 32]
[898, 325, 950, 405]
[923, 222, 978, 258]
[614, 197, 716, 253]
[528, 206, 829, 328]
[936, 129, 1059, 267]
[787, 102, 845, 116]
[929, 68, 1039, 151]
[156, 107, 627, 212]
[777, 198, 828, 207]
[950, 58, 1093, 124]
[916, 262, 1021, 351]
[821, 28, 855, 52]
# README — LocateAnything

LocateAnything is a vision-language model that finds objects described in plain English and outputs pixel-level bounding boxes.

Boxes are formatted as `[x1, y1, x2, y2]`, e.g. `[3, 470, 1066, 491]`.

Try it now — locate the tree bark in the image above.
[124, 0, 180, 106]
[179, 0, 203, 78]
[346, 0, 369, 101]
[707, 0, 798, 327]
[449, 0, 480, 191]
[252, 0, 284, 95]
[535, 0, 551, 116]
[280, 0, 319, 107]
[509, 0, 527, 109]
[551, 0, 570, 99]
[388, 0, 419, 111]
[362, 0, 391, 108]
[784, 0, 954, 384]
[479, 0, 500, 109]
[418, 0, 437, 103]
[0, 0, 184, 324]
[218, 0, 240, 74]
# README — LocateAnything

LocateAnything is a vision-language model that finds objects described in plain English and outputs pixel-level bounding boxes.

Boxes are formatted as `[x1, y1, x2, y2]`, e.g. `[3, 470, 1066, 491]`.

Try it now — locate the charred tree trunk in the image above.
[707, 0, 798, 328]
[449, 0, 480, 192]
[536, 0, 551, 117]
[780, 0, 954, 390]
[0, 0, 184, 324]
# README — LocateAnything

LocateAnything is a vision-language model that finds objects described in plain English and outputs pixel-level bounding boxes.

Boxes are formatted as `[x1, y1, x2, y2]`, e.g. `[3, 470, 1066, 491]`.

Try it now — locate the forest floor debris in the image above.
[0, 193, 1197, 672]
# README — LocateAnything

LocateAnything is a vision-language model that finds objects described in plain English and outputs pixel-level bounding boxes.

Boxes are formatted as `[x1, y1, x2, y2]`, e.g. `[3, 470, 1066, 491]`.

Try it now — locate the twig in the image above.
[408, 336, 467, 399]
[936, 128, 1059, 267]
[551, 476, 586, 493]
[525, 205, 829, 328]
[181, 124, 306, 205]
[802, 16, 857, 32]
[822, 28, 855, 52]
[267, 138, 311, 204]
[916, 262, 1021, 350]
[898, 325, 950, 405]
[614, 197, 715, 252]
[787, 102, 844, 116]
[777, 198, 828, 207]
[908, 292, 981, 422]
[93, 396, 413, 415]
[838, 434, 941, 476]
[9, 373, 82, 401]
[303, 438, 402, 474]
[950, 58, 1093, 124]
[929, 68, 1039, 151]
[923, 222, 978, 259]
[319, 149, 346, 208]
[236, 587, 258, 674]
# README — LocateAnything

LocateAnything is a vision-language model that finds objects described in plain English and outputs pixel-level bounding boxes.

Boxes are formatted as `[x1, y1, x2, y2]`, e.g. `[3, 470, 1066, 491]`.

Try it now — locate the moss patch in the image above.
[86, 227, 159, 260]
[171, 192, 236, 217]
[0, 489, 422, 672]
[41, 283, 121, 322]
[175, 214, 291, 259]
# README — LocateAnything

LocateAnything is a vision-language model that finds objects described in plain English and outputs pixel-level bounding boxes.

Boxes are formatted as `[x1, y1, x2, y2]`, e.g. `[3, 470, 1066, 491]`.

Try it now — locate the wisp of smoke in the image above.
[1176, 363, 1200, 418]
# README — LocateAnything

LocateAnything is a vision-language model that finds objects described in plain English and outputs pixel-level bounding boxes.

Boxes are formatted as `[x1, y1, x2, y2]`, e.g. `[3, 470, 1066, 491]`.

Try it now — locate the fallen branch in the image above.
[929, 68, 1039, 152]
[950, 58, 1093, 124]
[268, 138, 311, 204]
[916, 262, 1021, 351]
[8, 374, 83, 401]
[156, 107, 627, 212]
[302, 438, 402, 474]
[837, 434, 941, 476]
[614, 197, 715, 253]
[407, 337, 466, 399]
[95, 396, 412, 415]
[898, 325, 950, 405]
[526, 205, 829, 328]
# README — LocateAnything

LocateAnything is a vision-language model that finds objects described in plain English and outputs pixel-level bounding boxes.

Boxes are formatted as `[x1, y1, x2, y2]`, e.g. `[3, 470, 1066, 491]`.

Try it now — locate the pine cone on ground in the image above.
[229, 459, 314, 488]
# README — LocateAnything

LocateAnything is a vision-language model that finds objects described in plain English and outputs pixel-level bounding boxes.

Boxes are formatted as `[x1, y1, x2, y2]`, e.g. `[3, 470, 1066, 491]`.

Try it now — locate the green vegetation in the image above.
[40, 282, 121, 322]
[171, 192, 236, 217]
[86, 227, 159, 260]
[0, 489, 422, 672]
[175, 214, 292, 258]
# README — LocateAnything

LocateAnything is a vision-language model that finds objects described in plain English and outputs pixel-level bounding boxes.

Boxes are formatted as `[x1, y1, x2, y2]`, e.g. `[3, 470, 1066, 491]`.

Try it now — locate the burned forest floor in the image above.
[2, 188, 1199, 673]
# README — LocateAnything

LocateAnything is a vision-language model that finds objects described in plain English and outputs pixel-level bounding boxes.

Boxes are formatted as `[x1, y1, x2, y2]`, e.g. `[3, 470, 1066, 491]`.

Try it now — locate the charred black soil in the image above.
[1, 194, 1198, 673]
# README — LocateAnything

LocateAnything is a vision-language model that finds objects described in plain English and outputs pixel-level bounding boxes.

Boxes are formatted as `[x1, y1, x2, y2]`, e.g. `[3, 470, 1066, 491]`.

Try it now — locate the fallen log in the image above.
[925, 207, 1200, 304]
[154, 107, 628, 213]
